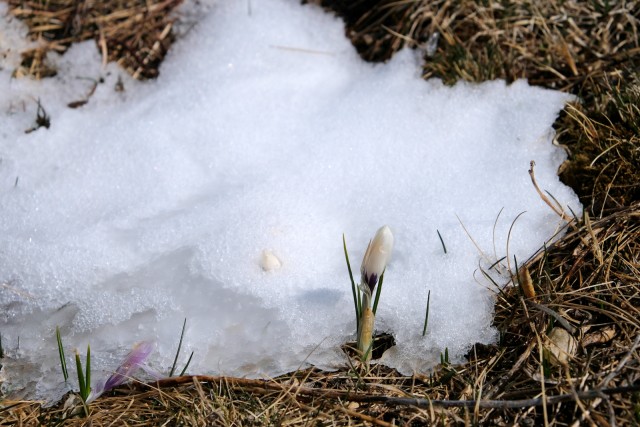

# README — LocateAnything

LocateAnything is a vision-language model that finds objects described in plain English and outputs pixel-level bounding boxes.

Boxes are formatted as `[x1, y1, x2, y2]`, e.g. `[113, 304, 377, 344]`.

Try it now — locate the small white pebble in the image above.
[260, 250, 281, 271]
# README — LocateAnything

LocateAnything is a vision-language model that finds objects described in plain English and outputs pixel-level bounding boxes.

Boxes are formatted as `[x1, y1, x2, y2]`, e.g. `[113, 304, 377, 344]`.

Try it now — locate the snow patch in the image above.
[0, 0, 579, 402]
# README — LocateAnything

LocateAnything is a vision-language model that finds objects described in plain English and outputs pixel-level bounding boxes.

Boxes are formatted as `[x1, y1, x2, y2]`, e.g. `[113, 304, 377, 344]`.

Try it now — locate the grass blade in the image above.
[343, 234, 360, 330]
[488, 256, 507, 270]
[437, 229, 447, 254]
[479, 266, 508, 299]
[372, 269, 384, 315]
[85, 345, 91, 400]
[179, 351, 194, 376]
[505, 211, 527, 274]
[56, 327, 68, 382]
[422, 290, 431, 336]
[169, 318, 187, 377]
[75, 351, 86, 399]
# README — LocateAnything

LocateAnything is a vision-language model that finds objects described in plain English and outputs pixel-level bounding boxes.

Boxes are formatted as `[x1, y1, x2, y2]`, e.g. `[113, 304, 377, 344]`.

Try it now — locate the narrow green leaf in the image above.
[179, 351, 194, 376]
[488, 256, 507, 270]
[506, 211, 526, 274]
[372, 269, 384, 315]
[422, 290, 431, 336]
[85, 345, 91, 400]
[75, 351, 85, 400]
[170, 318, 187, 377]
[56, 327, 68, 381]
[436, 229, 447, 254]
[479, 267, 508, 299]
[343, 234, 360, 330]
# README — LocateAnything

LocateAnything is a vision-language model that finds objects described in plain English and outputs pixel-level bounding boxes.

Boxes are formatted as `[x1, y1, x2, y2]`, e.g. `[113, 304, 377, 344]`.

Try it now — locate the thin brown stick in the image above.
[143, 375, 640, 410]
[529, 161, 572, 222]
[336, 404, 396, 427]
[528, 301, 577, 334]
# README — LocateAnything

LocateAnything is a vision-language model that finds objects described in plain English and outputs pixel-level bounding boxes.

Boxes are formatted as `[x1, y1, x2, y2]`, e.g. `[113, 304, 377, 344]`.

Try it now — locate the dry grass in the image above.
[488, 203, 640, 425]
[7, 0, 183, 79]
[2, 0, 639, 425]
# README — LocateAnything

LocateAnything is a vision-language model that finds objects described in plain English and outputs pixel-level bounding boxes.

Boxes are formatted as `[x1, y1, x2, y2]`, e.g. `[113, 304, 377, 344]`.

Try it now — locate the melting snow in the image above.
[0, 0, 579, 401]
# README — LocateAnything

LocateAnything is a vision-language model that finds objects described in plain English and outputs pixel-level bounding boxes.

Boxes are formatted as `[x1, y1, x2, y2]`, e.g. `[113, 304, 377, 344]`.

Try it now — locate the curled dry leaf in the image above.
[581, 326, 617, 347]
[518, 266, 536, 301]
[544, 327, 578, 366]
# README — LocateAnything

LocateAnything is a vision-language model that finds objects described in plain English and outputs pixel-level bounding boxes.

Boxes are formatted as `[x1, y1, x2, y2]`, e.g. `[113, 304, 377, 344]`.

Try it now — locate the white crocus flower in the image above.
[357, 225, 394, 362]
[359, 225, 394, 307]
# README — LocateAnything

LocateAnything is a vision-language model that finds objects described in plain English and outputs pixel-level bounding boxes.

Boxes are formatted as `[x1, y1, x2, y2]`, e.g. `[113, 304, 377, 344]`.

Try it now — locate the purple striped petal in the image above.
[103, 341, 155, 392]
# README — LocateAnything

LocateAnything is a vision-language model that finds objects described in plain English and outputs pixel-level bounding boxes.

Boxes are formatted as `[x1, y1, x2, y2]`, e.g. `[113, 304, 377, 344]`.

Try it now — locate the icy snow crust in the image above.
[0, 0, 579, 400]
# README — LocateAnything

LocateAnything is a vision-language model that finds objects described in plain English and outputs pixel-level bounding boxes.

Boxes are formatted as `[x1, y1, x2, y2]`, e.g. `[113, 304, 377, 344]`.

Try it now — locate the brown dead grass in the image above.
[488, 203, 640, 425]
[6, 0, 183, 79]
[2, 0, 639, 425]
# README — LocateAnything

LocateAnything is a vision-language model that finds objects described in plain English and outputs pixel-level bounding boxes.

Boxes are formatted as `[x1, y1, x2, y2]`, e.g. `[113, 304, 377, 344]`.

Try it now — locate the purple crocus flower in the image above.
[88, 341, 155, 402]
[103, 341, 155, 391]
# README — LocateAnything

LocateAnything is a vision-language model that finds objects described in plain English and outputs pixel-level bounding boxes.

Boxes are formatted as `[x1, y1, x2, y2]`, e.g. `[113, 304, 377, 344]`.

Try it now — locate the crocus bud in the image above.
[89, 341, 155, 402]
[360, 225, 394, 296]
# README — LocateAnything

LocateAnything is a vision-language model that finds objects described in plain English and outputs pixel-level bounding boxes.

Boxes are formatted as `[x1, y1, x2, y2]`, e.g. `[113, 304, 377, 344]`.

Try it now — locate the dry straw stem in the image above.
[3, 0, 640, 425]
[528, 160, 572, 223]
